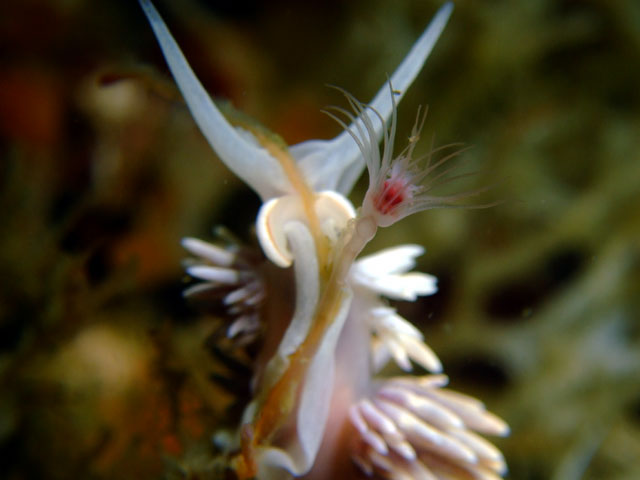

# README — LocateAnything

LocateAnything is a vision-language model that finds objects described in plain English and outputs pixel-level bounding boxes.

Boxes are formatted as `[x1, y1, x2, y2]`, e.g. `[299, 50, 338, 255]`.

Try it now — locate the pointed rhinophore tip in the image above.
[441, 2, 455, 19]
[137, 0, 291, 201]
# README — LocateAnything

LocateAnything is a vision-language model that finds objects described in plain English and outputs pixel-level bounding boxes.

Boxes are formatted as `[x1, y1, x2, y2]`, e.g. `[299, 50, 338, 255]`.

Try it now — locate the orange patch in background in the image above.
[162, 433, 183, 456]
[0, 67, 62, 148]
[179, 388, 207, 440]
[274, 93, 335, 146]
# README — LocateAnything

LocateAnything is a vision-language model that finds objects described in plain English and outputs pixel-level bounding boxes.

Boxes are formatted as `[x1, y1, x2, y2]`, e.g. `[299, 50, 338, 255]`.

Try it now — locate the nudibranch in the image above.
[139, 1, 509, 479]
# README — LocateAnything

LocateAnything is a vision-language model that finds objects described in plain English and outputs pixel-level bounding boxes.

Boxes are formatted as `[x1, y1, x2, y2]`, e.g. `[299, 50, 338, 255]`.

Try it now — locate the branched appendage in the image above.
[332, 83, 497, 231]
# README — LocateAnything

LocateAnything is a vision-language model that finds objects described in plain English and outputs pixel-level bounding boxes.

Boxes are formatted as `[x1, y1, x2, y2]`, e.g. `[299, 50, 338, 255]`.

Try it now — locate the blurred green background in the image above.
[1, 0, 639, 478]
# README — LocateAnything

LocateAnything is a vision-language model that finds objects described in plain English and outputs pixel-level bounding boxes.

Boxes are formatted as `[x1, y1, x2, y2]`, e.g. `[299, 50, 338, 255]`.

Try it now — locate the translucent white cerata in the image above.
[139, 1, 509, 478]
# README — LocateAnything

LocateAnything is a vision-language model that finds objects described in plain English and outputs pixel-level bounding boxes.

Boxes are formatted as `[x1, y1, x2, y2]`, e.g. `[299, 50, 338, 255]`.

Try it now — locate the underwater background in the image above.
[1, 0, 639, 478]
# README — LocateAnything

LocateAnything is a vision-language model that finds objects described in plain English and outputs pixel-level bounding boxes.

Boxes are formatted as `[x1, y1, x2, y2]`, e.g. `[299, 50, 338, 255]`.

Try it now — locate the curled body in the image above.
[138, 1, 509, 478]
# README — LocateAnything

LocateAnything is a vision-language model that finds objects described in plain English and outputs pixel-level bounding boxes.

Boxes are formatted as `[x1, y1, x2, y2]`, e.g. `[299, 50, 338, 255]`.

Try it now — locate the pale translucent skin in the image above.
[302, 295, 374, 480]
[137, 2, 507, 479]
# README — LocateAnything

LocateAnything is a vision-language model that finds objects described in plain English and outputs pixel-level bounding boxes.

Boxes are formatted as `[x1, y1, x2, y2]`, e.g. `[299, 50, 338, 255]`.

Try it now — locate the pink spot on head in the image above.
[373, 180, 406, 215]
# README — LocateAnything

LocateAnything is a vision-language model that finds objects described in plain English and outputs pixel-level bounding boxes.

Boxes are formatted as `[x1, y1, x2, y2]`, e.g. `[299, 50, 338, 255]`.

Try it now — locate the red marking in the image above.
[373, 180, 405, 215]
